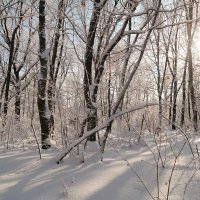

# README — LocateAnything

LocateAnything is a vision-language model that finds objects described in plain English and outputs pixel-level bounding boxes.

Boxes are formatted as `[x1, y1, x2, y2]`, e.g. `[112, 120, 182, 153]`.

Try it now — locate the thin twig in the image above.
[31, 121, 42, 159]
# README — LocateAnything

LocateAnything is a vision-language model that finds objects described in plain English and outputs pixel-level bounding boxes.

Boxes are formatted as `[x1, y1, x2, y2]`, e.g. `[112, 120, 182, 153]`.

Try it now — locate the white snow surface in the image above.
[1, 132, 200, 200]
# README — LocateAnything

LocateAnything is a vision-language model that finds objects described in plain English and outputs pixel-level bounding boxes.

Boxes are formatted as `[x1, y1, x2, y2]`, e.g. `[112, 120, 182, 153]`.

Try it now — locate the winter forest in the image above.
[1, 0, 200, 199]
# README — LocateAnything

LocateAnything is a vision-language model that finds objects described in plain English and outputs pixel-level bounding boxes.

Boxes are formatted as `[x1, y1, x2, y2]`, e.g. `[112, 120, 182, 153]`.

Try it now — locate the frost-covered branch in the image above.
[123, 18, 200, 36]
[19, 60, 39, 82]
[57, 102, 158, 164]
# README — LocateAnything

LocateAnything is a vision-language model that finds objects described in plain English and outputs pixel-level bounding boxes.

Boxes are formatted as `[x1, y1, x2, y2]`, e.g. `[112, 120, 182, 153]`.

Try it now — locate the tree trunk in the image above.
[83, 0, 103, 141]
[0, 79, 6, 116]
[2, 24, 20, 127]
[155, 31, 163, 127]
[172, 28, 178, 130]
[187, 0, 198, 131]
[180, 54, 188, 127]
[168, 82, 173, 124]
[48, 0, 65, 138]
[38, 0, 50, 149]
[15, 82, 21, 122]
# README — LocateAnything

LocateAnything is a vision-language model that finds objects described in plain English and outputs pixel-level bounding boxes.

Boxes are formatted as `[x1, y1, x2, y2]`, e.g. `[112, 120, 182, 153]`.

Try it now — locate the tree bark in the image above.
[38, 0, 50, 149]
[15, 82, 21, 122]
[83, 0, 105, 141]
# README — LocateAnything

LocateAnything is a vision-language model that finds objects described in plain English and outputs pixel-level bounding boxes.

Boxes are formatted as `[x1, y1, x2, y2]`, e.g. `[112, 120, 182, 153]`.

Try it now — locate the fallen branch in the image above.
[57, 102, 158, 164]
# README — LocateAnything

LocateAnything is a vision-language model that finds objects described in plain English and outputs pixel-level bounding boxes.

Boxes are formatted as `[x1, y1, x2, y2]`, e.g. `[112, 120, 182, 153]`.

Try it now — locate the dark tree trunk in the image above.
[168, 82, 173, 124]
[38, 0, 50, 149]
[180, 54, 188, 127]
[172, 28, 178, 130]
[83, 0, 103, 141]
[84, 0, 130, 141]
[13, 62, 21, 122]
[48, 0, 65, 138]
[13, 9, 32, 123]
[0, 79, 6, 116]
[2, 24, 20, 130]
[172, 81, 177, 130]
[15, 82, 21, 122]
[188, 89, 191, 120]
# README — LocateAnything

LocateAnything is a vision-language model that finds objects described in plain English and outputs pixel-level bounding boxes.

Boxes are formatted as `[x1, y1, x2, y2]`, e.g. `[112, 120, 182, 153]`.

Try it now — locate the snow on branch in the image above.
[108, 5, 188, 17]
[19, 59, 39, 81]
[153, 18, 200, 30]
[123, 18, 200, 36]
[56, 102, 158, 164]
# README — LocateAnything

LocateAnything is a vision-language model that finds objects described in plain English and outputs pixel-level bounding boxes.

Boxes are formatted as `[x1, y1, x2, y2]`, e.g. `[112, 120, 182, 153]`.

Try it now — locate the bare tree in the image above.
[83, 0, 139, 141]
[1, 0, 24, 130]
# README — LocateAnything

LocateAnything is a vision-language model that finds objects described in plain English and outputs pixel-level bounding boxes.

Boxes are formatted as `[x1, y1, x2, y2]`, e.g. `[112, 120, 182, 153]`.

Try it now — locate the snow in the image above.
[1, 132, 200, 200]
[86, 141, 99, 152]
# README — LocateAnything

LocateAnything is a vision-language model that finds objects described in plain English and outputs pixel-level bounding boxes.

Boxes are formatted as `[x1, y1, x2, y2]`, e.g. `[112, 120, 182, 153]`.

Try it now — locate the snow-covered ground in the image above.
[1, 131, 200, 200]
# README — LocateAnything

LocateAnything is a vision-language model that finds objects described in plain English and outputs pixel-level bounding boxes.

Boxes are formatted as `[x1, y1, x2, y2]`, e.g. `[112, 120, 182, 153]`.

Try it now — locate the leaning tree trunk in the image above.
[38, 0, 50, 149]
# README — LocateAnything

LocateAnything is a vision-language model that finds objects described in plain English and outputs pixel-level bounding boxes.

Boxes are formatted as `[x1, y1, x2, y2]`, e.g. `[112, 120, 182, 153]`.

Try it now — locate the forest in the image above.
[1, 0, 200, 200]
